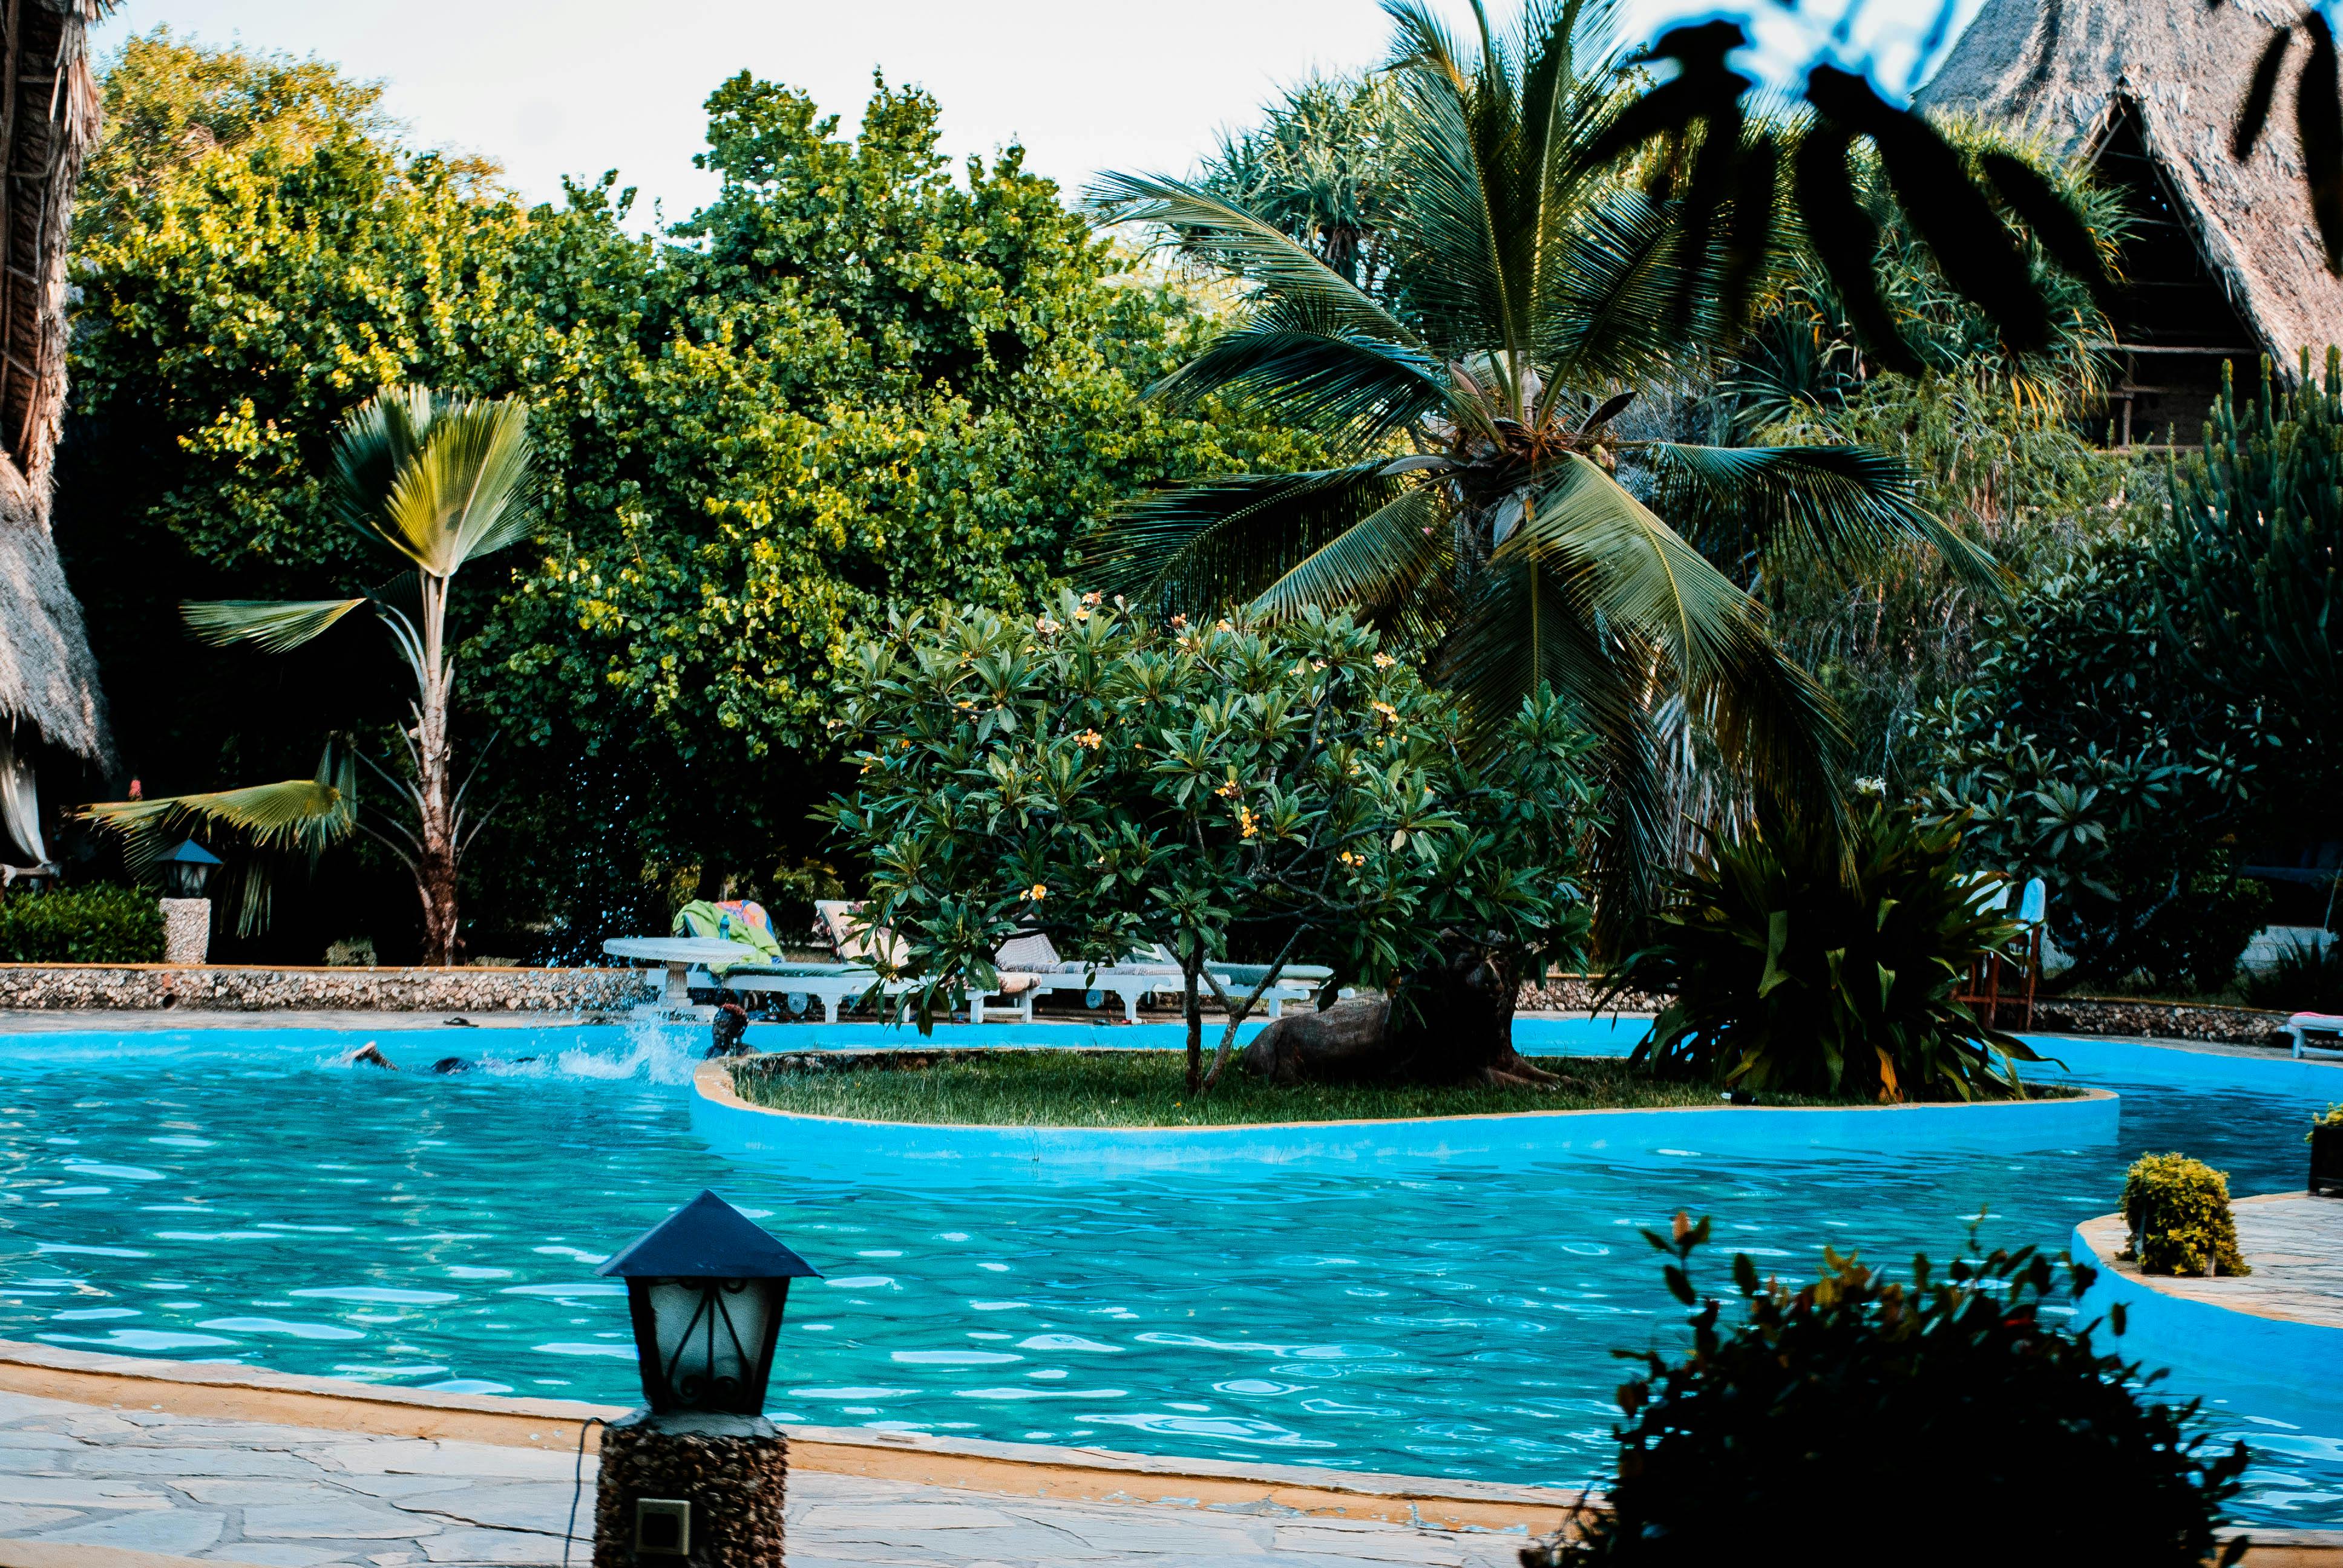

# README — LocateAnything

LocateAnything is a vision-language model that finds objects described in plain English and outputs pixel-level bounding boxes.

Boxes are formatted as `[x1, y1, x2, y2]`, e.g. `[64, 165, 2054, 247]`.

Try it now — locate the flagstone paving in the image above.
[0, 1392, 1533, 1568]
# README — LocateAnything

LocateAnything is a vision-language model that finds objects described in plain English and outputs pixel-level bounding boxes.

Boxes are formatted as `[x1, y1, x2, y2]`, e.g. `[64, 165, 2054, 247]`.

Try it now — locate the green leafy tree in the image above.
[1919, 520, 2273, 991]
[182, 387, 539, 962]
[1087, 0, 1994, 929]
[2166, 351, 2343, 825]
[821, 593, 1599, 1092]
[64, 34, 1320, 958]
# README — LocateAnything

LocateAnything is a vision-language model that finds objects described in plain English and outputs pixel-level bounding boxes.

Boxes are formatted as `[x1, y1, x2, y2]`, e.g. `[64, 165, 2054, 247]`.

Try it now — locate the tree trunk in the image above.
[1182, 949, 1204, 1097]
[1241, 948, 1567, 1088]
[411, 573, 462, 966]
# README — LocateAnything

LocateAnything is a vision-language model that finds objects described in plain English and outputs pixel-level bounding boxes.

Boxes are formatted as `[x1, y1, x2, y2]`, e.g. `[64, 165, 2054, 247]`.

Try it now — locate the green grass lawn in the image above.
[723, 1048, 2044, 1128]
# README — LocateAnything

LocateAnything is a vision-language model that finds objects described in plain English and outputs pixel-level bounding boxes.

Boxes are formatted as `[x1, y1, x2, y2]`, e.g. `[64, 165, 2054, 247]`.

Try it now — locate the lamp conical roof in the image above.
[597, 1189, 820, 1280]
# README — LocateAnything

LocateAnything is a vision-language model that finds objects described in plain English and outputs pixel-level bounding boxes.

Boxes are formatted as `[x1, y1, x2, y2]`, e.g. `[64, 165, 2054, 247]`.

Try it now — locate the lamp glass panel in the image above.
[646, 1278, 774, 1410]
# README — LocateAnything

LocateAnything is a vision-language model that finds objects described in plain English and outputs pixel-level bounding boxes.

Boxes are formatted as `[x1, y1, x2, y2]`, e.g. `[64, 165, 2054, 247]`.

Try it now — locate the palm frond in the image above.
[182, 598, 370, 653]
[329, 384, 432, 542]
[80, 743, 359, 869]
[1500, 452, 1847, 841]
[1436, 566, 1673, 935]
[332, 385, 537, 578]
[81, 776, 358, 861]
[1381, 22, 1516, 366]
[1634, 442, 2006, 590]
[1248, 486, 1458, 641]
[372, 394, 537, 575]
[1083, 461, 1406, 614]
[1536, 187, 1701, 385]
[1086, 172, 1419, 348]
[1148, 310, 1453, 448]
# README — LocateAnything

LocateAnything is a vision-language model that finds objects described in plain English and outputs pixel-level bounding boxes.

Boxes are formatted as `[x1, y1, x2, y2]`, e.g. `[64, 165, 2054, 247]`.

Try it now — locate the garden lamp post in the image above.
[590, 1191, 819, 1568]
[157, 840, 220, 965]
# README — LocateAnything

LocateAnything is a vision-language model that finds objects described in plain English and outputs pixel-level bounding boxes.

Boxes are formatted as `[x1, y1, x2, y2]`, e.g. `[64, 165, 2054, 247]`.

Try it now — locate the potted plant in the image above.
[2311, 1105, 2343, 1197]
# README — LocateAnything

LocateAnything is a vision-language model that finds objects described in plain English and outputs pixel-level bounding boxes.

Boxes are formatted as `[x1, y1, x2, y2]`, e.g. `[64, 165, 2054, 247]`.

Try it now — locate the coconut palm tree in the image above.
[182, 387, 537, 964]
[1086, 0, 1999, 926]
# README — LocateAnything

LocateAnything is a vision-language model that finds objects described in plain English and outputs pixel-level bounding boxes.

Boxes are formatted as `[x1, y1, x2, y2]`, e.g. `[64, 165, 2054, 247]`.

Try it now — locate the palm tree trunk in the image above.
[413, 573, 461, 965]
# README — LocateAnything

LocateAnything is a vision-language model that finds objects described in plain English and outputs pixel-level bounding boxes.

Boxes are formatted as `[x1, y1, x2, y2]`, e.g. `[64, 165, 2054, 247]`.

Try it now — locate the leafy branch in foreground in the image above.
[1541, 1213, 2250, 1565]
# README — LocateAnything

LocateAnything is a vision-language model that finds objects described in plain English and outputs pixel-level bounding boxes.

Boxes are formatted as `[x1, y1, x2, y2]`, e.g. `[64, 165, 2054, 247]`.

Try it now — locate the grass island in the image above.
[724, 1048, 2075, 1129]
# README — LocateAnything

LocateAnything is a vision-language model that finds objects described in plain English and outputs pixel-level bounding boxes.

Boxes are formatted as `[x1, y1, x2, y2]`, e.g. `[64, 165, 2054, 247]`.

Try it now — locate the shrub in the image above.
[1604, 799, 2041, 1100]
[1548, 1215, 2250, 1566]
[2121, 1154, 2250, 1278]
[0, 884, 165, 962]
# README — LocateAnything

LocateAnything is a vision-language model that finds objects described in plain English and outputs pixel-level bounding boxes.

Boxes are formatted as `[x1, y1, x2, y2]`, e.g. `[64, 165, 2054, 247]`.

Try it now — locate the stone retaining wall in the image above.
[1518, 978, 2291, 1047]
[0, 963, 655, 1013]
[1517, 975, 1670, 1013]
[2028, 995, 2290, 1047]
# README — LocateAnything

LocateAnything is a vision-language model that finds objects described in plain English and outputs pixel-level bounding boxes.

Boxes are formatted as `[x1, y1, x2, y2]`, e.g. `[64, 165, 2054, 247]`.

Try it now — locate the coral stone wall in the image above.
[0, 963, 656, 1013]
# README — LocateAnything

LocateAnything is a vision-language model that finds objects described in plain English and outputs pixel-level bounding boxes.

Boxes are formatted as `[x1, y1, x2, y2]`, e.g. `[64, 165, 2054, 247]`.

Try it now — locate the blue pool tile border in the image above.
[690, 1060, 2122, 1169]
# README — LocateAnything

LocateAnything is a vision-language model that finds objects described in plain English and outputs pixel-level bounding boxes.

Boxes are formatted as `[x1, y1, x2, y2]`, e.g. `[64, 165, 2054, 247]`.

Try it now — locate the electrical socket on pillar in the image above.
[635, 1498, 691, 1557]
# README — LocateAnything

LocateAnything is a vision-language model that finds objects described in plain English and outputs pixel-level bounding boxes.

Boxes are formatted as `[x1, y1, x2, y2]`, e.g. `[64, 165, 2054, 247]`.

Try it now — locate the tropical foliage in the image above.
[821, 594, 1601, 1089]
[0, 885, 165, 964]
[1196, 71, 1403, 294]
[1087, 0, 2019, 927]
[1916, 356, 2343, 990]
[77, 747, 359, 938]
[179, 388, 538, 962]
[1604, 797, 2040, 1101]
[65, 34, 1315, 959]
[1551, 1214, 2250, 1566]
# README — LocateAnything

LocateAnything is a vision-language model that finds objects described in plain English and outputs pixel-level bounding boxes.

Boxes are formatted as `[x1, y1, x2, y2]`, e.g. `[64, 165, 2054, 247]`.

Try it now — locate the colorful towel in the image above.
[671, 900, 784, 965]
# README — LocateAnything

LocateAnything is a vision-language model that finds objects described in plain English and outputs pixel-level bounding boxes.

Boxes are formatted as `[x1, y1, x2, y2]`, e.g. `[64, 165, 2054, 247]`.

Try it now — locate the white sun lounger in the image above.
[601, 936, 1041, 1024]
[989, 936, 1334, 1024]
[2288, 1011, 2343, 1060]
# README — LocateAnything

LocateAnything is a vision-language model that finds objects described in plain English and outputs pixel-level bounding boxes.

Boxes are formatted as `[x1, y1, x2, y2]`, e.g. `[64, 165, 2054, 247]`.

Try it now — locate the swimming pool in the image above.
[1, 1020, 2335, 1526]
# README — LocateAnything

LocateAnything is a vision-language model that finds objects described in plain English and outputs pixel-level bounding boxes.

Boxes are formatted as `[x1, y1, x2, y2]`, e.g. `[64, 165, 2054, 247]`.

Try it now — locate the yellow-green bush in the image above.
[2120, 1154, 2250, 1278]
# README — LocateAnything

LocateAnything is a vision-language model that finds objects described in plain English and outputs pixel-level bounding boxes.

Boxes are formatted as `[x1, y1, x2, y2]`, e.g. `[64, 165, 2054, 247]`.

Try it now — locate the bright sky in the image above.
[92, 0, 1985, 228]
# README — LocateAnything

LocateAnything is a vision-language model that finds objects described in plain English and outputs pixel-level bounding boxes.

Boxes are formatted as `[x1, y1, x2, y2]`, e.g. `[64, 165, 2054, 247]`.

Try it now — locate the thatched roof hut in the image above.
[1918, 0, 2343, 443]
[0, 0, 110, 768]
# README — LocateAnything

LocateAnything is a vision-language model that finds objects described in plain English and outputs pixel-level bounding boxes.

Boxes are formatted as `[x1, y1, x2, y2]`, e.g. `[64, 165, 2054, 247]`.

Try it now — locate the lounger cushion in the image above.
[814, 899, 909, 969]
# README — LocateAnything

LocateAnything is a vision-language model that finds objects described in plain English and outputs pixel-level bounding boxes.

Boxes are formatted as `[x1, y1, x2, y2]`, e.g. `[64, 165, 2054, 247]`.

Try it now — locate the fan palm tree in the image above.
[182, 387, 538, 964]
[1087, 0, 1999, 927]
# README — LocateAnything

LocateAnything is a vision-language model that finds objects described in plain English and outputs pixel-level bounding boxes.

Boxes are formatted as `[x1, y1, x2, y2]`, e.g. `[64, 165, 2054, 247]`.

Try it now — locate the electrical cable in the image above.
[562, 1416, 609, 1568]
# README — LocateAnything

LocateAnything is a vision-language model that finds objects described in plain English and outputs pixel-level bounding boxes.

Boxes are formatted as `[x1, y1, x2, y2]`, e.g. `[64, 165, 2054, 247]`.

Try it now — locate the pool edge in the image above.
[691, 1059, 2120, 1163]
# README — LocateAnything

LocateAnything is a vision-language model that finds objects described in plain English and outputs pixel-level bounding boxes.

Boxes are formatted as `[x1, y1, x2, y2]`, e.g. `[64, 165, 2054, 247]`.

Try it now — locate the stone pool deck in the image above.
[2079, 1193, 2343, 1330]
[0, 1389, 1540, 1568]
[0, 1345, 1570, 1568]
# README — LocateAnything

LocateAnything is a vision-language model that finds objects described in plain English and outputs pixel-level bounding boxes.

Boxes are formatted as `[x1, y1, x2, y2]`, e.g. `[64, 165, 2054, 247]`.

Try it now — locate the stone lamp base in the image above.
[160, 898, 211, 965]
[594, 1410, 787, 1568]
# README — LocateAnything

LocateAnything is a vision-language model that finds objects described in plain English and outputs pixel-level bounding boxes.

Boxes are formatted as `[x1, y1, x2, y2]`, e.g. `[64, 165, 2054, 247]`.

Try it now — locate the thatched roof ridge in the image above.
[1916, 0, 2343, 368]
[0, 0, 111, 764]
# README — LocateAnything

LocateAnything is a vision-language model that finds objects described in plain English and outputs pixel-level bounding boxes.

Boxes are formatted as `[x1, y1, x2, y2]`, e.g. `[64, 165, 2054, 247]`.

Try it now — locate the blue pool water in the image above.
[0, 1021, 2336, 1526]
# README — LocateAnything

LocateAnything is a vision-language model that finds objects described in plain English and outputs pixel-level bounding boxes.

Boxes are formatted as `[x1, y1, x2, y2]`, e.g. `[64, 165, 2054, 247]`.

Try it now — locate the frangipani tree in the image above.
[1088, 0, 2001, 929]
[182, 387, 537, 962]
[824, 593, 1602, 1093]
